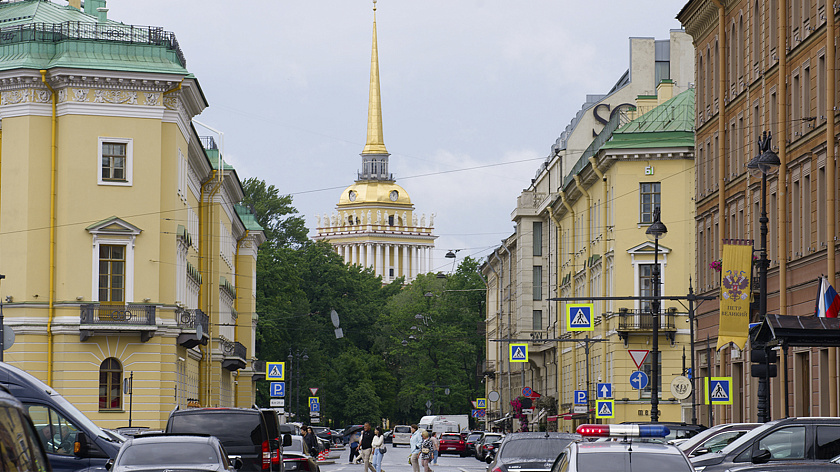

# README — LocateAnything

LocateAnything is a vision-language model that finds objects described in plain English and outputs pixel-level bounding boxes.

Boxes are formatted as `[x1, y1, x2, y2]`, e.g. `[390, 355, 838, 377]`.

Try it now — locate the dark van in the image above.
[0, 385, 52, 471]
[166, 407, 291, 472]
[0, 362, 122, 472]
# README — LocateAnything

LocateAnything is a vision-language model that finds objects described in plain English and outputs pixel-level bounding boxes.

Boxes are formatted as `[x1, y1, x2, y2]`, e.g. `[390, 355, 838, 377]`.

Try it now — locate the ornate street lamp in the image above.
[746, 131, 780, 422]
[645, 208, 667, 422]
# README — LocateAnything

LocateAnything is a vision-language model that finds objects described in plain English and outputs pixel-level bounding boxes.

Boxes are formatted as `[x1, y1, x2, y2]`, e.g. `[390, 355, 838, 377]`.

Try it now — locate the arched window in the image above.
[99, 358, 122, 410]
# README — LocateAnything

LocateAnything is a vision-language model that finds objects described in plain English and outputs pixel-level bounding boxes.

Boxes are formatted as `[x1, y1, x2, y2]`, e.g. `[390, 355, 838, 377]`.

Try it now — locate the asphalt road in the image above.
[322, 446, 488, 472]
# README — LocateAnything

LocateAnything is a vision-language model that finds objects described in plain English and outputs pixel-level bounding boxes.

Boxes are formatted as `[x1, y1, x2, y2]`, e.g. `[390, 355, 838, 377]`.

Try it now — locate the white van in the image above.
[392, 424, 412, 447]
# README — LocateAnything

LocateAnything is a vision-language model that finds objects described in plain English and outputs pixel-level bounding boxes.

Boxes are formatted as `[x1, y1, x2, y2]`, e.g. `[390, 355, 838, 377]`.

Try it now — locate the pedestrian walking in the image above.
[358, 422, 376, 472]
[408, 424, 422, 472]
[303, 427, 319, 457]
[430, 432, 439, 465]
[420, 430, 434, 472]
[371, 427, 385, 472]
[349, 429, 362, 464]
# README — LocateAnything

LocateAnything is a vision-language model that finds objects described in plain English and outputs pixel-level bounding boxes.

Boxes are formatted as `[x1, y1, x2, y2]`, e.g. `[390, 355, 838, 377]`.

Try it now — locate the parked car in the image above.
[311, 426, 333, 446]
[283, 435, 320, 472]
[0, 385, 52, 472]
[166, 407, 291, 471]
[391, 424, 412, 447]
[106, 434, 241, 472]
[677, 422, 760, 457]
[438, 432, 467, 456]
[465, 431, 483, 456]
[553, 437, 693, 472]
[488, 432, 581, 471]
[484, 437, 504, 464]
[279, 424, 302, 436]
[690, 417, 840, 472]
[262, 409, 290, 470]
[475, 432, 504, 460]
[620, 421, 706, 442]
[0, 361, 123, 472]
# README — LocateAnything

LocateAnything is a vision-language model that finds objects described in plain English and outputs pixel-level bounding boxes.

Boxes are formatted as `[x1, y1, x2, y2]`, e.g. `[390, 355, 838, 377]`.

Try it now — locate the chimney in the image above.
[84, 0, 107, 22]
[68, 0, 81, 9]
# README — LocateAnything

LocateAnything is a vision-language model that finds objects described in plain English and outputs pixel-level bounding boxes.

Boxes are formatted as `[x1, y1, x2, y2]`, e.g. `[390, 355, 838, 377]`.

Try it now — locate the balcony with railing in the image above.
[176, 308, 209, 348]
[615, 307, 678, 345]
[220, 338, 247, 371]
[79, 303, 156, 342]
[252, 360, 266, 381]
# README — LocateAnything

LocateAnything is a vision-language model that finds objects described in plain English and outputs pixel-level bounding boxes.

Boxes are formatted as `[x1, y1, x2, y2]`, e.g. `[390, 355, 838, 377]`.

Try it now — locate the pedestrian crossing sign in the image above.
[266, 362, 285, 381]
[596, 400, 614, 418]
[704, 377, 733, 405]
[476, 398, 487, 409]
[510, 343, 528, 363]
[567, 304, 595, 331]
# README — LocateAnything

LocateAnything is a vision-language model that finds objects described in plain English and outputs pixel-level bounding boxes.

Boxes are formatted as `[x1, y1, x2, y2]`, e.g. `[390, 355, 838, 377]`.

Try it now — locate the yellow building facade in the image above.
[0, 0, 264, 429]
[314, 6, 436, 276]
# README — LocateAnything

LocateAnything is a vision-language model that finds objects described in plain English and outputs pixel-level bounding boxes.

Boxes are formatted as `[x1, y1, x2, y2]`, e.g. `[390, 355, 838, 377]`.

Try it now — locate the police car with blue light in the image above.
[550, 424, 694, 472]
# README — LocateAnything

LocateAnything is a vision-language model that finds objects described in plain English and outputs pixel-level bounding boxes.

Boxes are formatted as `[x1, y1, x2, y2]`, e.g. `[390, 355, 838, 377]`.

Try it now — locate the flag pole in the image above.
[814, 275, 824, 316]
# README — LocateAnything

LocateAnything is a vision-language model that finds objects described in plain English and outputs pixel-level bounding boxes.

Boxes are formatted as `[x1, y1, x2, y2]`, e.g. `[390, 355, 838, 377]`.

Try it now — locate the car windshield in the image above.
[501, 438, 574, 461]
[169, 412, 262, 447]
[118, 442, 218, 466]
[677, 425, 726, 452]
[395, 427, 411, 433]
[483, 434, 502, 442]
[468, 433, 482, 441]
[717, 423, 774, 455]
[441, 435, 460, 441]
[578, 452, 690, 472]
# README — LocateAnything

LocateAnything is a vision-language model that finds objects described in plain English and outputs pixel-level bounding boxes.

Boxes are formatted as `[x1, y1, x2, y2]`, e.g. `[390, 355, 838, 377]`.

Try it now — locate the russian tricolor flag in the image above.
[816, 276, 840, 318]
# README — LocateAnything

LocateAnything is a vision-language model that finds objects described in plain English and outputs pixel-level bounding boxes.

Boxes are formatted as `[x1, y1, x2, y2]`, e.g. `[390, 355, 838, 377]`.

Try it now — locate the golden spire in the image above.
[363, 0, 388, 155]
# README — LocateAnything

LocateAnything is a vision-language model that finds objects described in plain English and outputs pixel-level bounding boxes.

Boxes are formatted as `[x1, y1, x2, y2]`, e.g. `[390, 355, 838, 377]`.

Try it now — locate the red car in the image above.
[438, 433, 468, 456]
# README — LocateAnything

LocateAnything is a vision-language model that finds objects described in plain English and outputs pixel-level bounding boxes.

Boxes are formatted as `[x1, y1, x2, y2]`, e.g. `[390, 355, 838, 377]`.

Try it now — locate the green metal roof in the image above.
[601, 88, 695, 149]
[234, 204, 265, 233]
[0, 0, 187, 74]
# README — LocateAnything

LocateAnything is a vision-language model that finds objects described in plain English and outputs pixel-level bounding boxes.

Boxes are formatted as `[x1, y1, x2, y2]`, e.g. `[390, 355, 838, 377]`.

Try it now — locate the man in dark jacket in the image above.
[358, 422, 376, 472]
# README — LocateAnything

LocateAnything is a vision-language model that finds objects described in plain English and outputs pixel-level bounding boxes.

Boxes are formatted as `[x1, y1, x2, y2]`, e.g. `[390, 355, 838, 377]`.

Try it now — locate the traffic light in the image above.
[750, 347, 778, 378]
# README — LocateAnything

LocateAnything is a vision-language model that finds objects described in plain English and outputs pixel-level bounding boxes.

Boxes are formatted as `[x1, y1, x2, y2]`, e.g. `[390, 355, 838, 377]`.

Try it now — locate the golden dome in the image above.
[338, 181, 412, 206]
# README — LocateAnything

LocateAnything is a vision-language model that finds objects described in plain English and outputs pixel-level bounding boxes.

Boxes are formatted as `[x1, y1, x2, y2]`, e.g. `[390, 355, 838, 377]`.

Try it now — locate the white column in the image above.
[383, 244, 389, 282]
[427, 246, 433, 273]
[366, 243, 373, 269]
[353, 244, 358, 266]
[419, 246, 425, 274]
[411, 246, 418, 279]
[375, 244, 382, 277]
[401, 245, 408, 278]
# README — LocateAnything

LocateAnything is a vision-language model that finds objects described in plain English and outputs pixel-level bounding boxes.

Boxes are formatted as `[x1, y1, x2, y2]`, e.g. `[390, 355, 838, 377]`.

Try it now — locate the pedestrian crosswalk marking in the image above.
[266, 362, 285, 380]
[705, 377, 733, 405]
[711, 383, 727, 399]
[571, 309, 589, 325]
[269, 365, 281, 377]
[599, 403, 611, 415]
[512, 347, 526, 359]
[595, 399, 614, 418]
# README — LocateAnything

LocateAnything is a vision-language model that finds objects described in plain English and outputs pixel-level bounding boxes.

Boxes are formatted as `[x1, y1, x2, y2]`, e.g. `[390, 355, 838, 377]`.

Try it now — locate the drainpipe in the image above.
[547, 208, 563, 410]
[199, 170, 223, 406]
[777, 0, 788, 315]
[589, 157, 609, 379]
[574, 175, 591, 298]
[711, 0, 727, 256]
[560, 191, 575, 295]
[488, 253, 503, 425]
[40, 70, 57, 385]
[826, 0, 837, 417]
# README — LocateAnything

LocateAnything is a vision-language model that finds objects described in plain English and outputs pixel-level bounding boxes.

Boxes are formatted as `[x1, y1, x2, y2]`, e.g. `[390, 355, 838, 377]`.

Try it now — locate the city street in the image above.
[322, 448, 488, 472]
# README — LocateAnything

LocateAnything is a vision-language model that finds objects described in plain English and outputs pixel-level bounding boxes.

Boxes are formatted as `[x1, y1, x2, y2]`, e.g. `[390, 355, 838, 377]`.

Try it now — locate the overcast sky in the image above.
[107, 1, 687, 273]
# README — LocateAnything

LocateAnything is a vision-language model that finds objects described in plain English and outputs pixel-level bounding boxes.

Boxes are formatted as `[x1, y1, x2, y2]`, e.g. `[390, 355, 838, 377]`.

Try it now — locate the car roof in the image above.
[127, 434, 217, 445]
[505, 432, 580, 440]
[577, 441, 687, 455]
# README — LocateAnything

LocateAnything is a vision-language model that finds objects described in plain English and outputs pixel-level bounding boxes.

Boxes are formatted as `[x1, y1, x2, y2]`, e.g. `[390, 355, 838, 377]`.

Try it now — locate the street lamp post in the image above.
[746, 131, 781, 423]
[645, 208, 667, 422]
[288, 348, 308, 421]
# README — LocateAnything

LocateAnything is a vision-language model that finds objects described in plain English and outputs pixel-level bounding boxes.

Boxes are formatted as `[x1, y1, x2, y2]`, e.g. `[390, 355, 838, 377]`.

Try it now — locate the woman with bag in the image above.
[371, 427, 386, 472]
[420, 430, 434, 472]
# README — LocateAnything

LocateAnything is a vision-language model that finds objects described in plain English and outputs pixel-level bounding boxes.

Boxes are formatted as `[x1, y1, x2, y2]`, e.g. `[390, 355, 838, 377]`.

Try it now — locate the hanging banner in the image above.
[717, 240, 752, 351]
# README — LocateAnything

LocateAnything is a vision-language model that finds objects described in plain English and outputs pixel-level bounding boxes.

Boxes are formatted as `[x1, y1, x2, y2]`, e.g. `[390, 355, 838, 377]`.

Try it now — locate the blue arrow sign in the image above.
[574, 390, 588, 405]
[597, 383, 613, 399]
[270, 382, 285, 397]
[630, 371, 649, 390]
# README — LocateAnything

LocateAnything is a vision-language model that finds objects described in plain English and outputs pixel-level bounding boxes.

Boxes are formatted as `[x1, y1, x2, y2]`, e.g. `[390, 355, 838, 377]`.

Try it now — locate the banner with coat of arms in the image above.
[716, 240, 752, 351]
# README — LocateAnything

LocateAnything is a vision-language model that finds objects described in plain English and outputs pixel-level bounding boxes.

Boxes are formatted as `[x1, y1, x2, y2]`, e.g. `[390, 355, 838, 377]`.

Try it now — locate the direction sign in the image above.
[705, 377, 733, 405]
[270, 398, 285, 407]
[574, 390, 588, 405]
[310, 387, 319, 396]
[476, 398, 487, 409]
[567, 304, 595, 331]
[597, 383, 613, 399]
[510, 343, 528, 363]
[596, 400, 615, 418]
[628, 350, 649, 370]
[522, 387, 533, 397]
[266, 362, 285, 381]
[630, 371, 649, 390]
[270, 382, 285, 397]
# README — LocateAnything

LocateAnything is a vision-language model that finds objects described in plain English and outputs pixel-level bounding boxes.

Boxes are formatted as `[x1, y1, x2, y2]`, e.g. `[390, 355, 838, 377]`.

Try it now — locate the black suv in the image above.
[0, 386, 52, 471]
[690, 417, 840, 472]
[166, 407, 291, 472]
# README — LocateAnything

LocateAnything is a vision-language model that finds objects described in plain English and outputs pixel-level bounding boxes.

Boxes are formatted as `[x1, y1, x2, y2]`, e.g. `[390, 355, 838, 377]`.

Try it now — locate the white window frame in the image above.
[87, 218, 141, 302]
[98, 137, 133, 186]
[627, 242, 669, 311]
